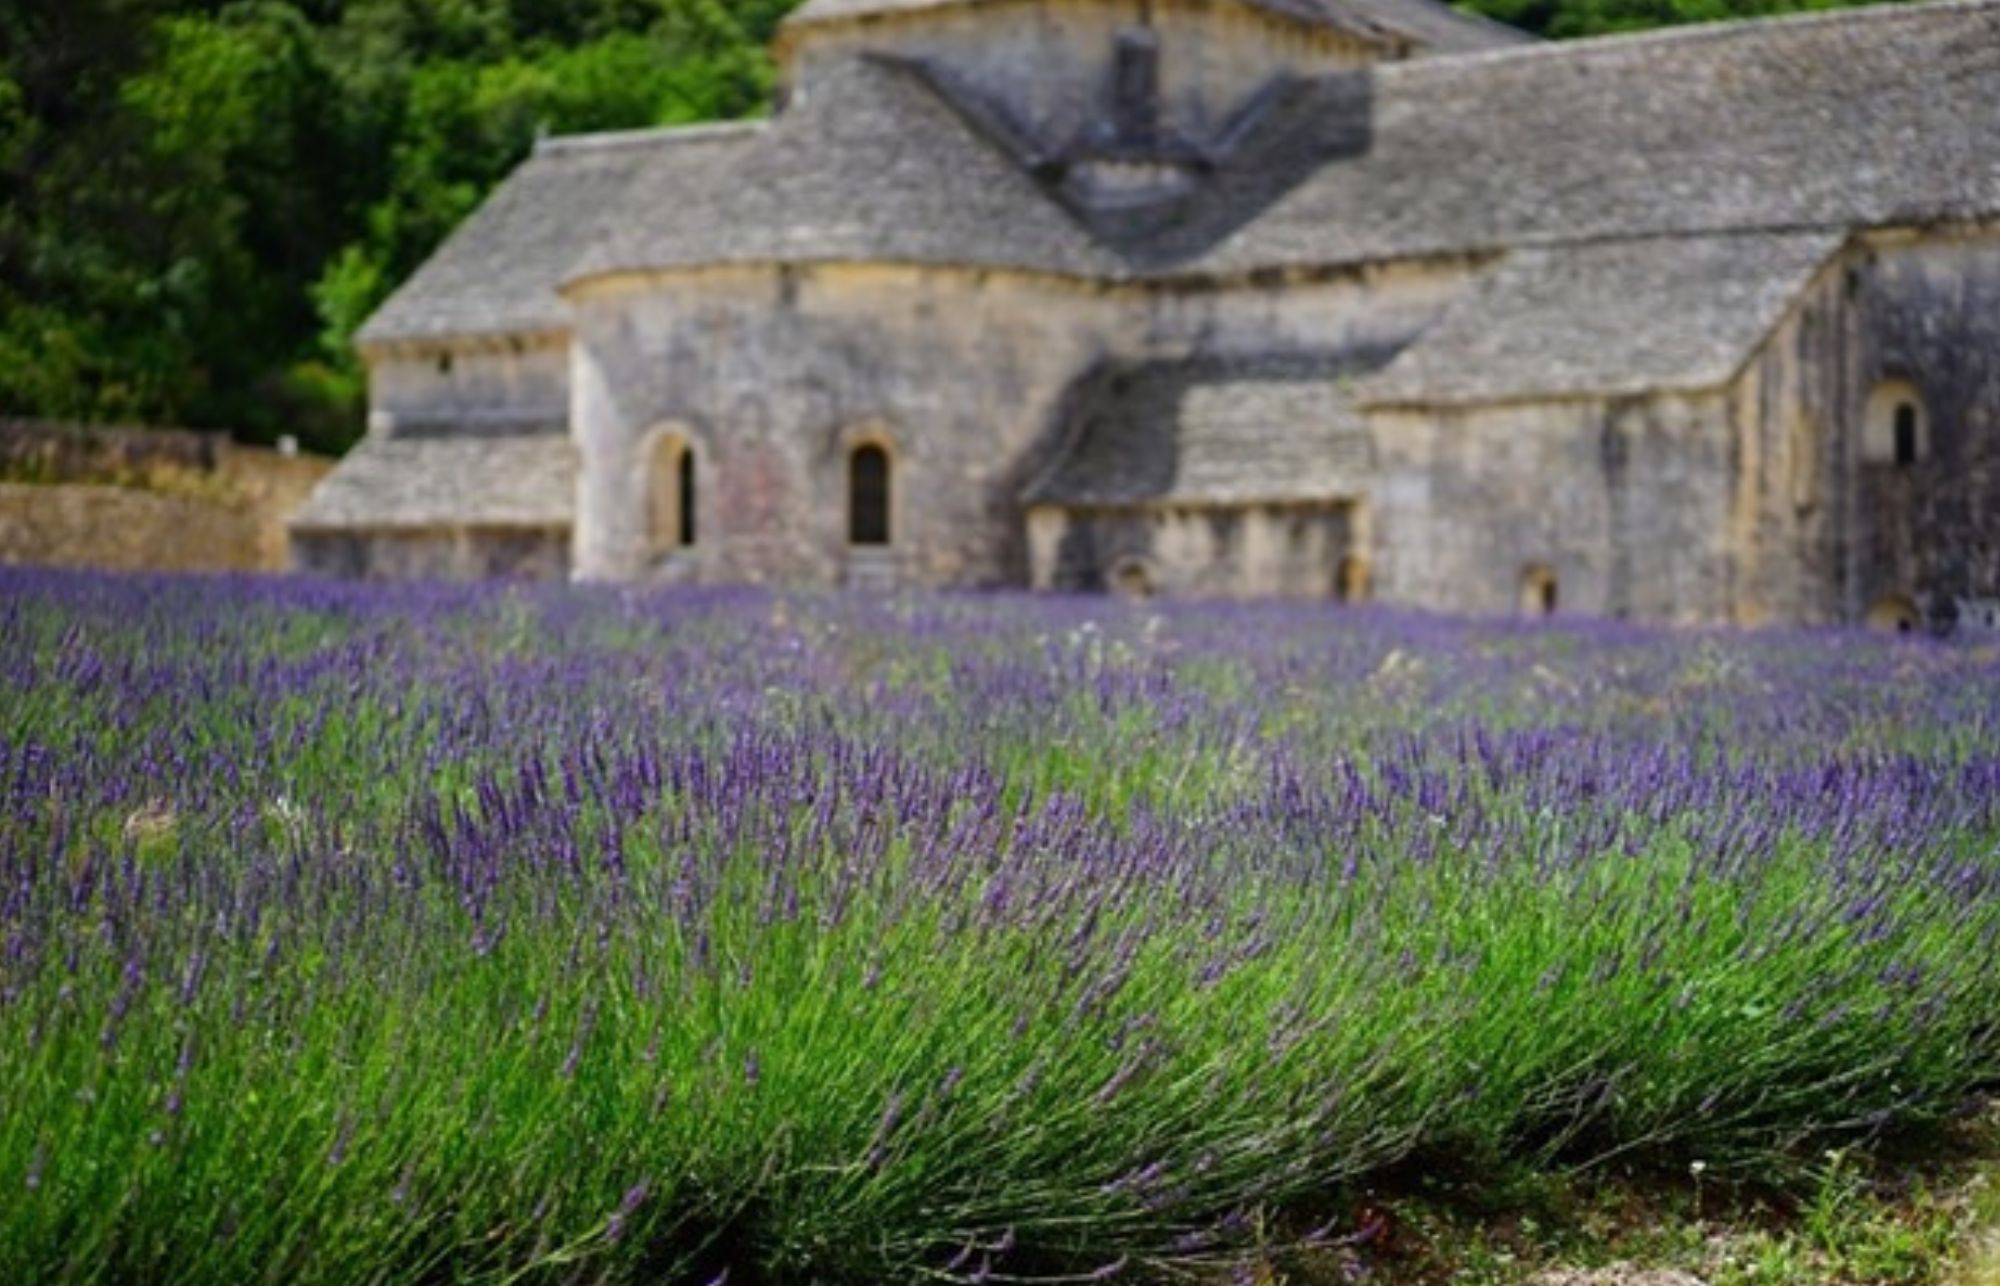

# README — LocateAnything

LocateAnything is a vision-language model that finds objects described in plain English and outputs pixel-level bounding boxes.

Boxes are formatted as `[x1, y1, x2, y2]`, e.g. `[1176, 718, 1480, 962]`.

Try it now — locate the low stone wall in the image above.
[291, 526, 570, 581]
[0, 422, 332, 573]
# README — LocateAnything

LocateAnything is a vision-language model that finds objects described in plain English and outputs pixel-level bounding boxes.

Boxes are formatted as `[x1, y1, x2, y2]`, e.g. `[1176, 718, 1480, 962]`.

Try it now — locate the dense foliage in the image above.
[1, 0, 1916, 451]
[0, 0, 792, 452]
[2, 570, 1997, 1282]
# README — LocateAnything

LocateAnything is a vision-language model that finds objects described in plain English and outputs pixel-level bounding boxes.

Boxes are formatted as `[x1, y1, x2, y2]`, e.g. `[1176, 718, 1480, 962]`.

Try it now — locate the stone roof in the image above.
[371, 0, 2000, 339]
[569, 58, 1118, 285]
[290, 435, 575, 530]
[356, 124, 758, 345]
[1201, 0, 2000, 275]
[1356, 231, 1845, 407]
[1024, 354, 1387, 507]
[570, 0, 2000, 292]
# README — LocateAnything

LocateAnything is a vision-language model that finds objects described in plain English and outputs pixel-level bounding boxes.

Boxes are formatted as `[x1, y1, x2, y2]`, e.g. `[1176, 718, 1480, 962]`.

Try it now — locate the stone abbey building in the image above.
[293, 0, 2000, 627]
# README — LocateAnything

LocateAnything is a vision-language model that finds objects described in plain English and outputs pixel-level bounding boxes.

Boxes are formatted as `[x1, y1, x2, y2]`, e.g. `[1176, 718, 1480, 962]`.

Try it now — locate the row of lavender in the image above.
[2, 568, 1998, 1282]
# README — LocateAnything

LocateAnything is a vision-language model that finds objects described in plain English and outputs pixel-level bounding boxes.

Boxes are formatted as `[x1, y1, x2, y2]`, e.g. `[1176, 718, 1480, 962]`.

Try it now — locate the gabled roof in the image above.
[568, 57, 1118, 286]
[1355, 231, 1845, 407]
[356, 124, 756, 346]
[1025, 353, 1388, 507]
[1199, 0, 2000, 275]
[291, 435, 575, 530]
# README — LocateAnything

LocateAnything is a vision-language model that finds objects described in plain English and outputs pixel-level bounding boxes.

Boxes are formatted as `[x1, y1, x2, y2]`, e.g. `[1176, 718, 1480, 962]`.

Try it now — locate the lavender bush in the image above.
[2, 568, 1997, 1282]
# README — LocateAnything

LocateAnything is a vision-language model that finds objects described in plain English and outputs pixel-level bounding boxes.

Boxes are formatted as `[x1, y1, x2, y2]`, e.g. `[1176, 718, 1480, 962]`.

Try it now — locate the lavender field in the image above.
[3, 568, 1999, 1283]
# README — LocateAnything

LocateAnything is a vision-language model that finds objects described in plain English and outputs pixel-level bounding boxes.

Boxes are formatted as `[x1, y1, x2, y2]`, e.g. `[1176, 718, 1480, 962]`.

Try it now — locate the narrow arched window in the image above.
[849, 444, 891, 547]
[1893, 403, 1919, 468]
[1521, 564, 1558, 617]
[1864, 380, 1928, 467]
[647, 435, 695, 558]
[677, 446, 697, 547]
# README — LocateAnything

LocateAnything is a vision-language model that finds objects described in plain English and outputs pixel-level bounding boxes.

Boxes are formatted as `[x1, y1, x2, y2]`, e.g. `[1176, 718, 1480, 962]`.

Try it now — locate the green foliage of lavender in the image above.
[2, 569, 1998, 1283]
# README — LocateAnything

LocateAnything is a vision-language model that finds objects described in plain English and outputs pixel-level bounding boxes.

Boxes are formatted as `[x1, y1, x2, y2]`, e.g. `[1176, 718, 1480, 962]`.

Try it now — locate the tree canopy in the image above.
[0, 0, 1906, 451]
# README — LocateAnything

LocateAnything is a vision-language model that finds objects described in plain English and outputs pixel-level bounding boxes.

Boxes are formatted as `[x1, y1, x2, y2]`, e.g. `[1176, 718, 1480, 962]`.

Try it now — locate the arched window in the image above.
[1894, 404, 1919, 467]
[676, 447, 696, 548]
[849, 443, 891, 547]
[1521, 564, 1558, 617]
[1863, 380, 1929, 468]
[647, 434, 696, 558]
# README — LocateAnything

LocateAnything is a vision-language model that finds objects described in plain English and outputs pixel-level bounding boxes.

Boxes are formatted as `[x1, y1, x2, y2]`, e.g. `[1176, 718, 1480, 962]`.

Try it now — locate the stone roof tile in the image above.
[290, 435, 575, 530]
[356, 125, 757, 345]
[1202, 0, 2000, 273]
[1025, 354, 1388, 506]
[568, 58, 1118, 285]
[1354, 231, 1845, 406]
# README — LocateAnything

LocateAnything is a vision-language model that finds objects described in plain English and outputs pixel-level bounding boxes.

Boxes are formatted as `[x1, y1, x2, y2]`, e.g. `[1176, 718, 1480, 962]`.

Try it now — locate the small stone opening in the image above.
[1521, 564, 1559, 617]
[646, 435, 696, 558]
[849, 443, 892, 547]
[1864, 380, 1929, 467]
[677, 447, 697, 548]
[1110, 557, 1155, 600]
[1865, 593, 1921, 635]
[1894, 403, 1920, 468]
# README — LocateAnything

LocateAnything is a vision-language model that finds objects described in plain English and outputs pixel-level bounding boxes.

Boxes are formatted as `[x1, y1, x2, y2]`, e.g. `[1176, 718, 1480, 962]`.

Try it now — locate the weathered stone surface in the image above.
[290, 528, 568, 582]
[316, 0, 2000, 627]
[0, 485, 270, 574]
[571, 264, 1127, 589]
[0, 424, 329, 574]
[1367, 392, 1738, 623]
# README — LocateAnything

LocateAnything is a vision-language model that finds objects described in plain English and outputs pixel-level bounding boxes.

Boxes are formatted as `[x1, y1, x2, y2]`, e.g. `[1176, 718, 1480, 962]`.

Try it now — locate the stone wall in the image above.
[568, 258, 1472, 592]
[1354, 225, 2000, 629]
[1366, 393, 1739, 623]
[1845, 229, 2000, 626]
[0, 424, 331, 573]
[571, 264, 1129, 588]
[363, 334, 570, 438]
[291, 527, 569, 581]
[1722, 259, 1847, 627]
[1713, 226, 2000, 629]
[1028, 502, 1357, 598]
[0, 485, 264, 574]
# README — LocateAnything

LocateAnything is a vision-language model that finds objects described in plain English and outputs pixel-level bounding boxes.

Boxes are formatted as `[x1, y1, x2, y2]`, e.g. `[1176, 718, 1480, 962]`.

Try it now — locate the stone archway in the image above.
[1864, 592, 1921, 634]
